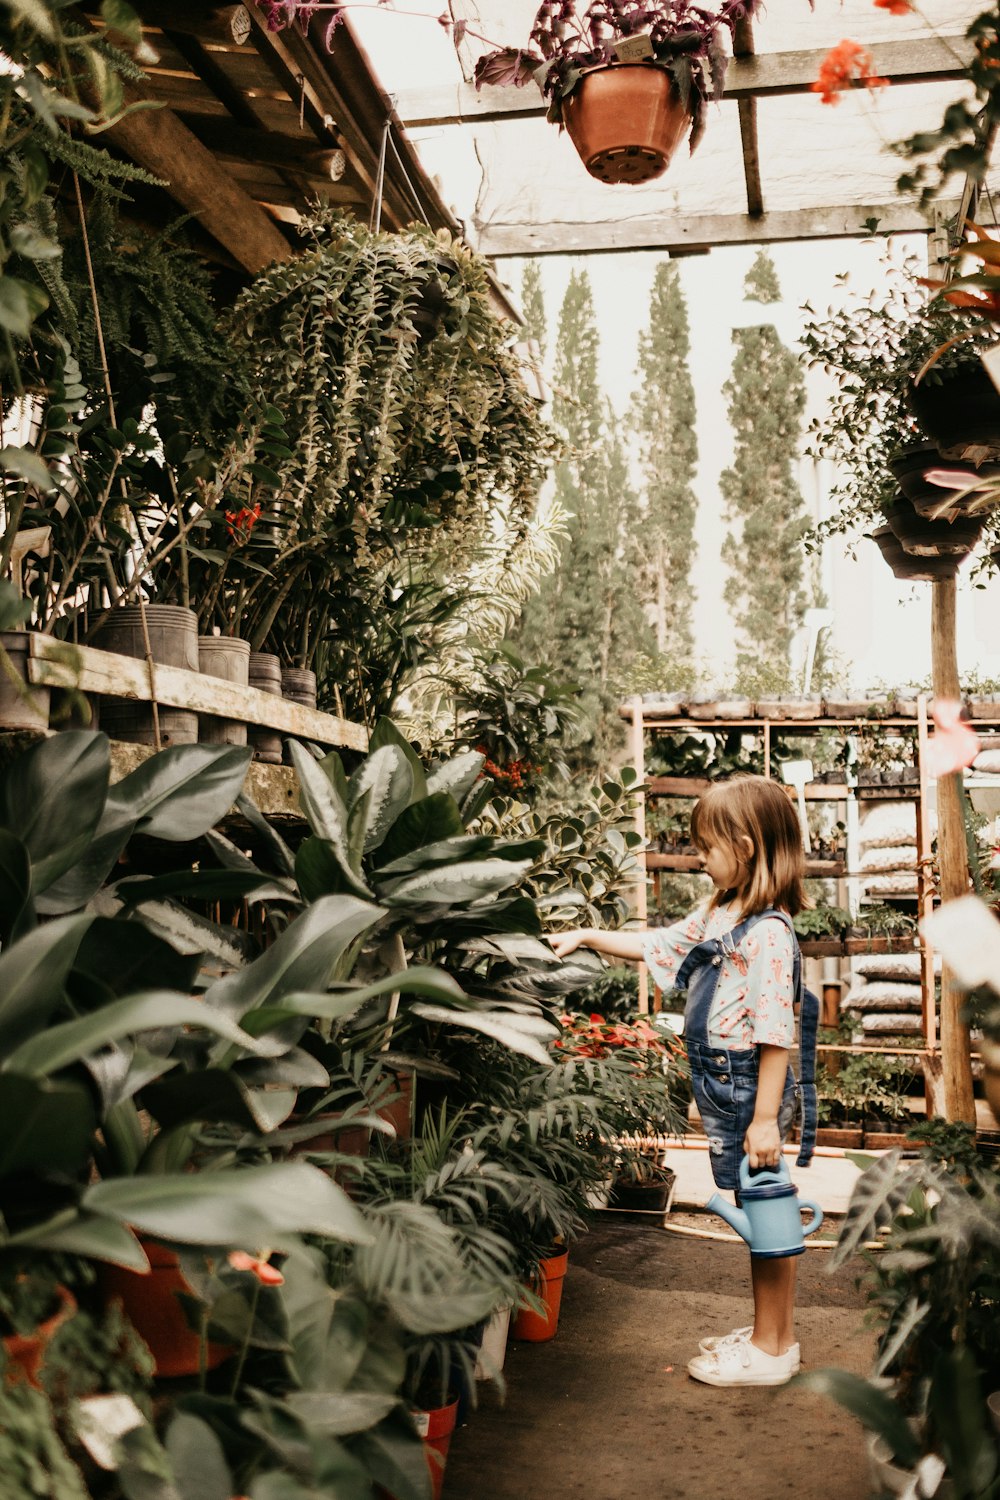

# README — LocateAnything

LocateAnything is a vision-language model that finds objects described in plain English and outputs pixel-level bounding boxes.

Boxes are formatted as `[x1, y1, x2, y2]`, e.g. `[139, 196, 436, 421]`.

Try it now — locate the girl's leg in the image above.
[750, 1253, 797, 1355]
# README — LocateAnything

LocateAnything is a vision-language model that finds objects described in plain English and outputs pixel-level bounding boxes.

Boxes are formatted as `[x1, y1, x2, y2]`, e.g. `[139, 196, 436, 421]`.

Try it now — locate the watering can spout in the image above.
[706, 1192, 751, 1244]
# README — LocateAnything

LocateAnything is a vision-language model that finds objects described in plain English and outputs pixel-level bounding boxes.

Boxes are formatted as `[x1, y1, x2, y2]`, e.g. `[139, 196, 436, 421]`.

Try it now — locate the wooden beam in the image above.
[734, 17, 764, 222]
[931, 579, 976, 1124]
[395, 35, 975, 128]
[117, 2, 251, 47]
[101, 94, 292, 273]
[474, 201, 953, 258]
[174, 116, 347, 178]
[28, 637, 367, 751]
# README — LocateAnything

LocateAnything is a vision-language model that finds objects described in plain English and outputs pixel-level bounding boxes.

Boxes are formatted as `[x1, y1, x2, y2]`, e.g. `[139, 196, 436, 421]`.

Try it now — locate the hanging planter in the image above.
[870, 527, 960, 583]
[889, 444, 998, 518]
[907, 364, 1000, 462]
[561, 62, 691, 185]
[882, 494, 983, 558]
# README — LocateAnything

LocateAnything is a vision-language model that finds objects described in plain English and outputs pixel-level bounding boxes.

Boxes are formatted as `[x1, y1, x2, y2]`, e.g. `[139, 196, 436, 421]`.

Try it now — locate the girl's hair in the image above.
[690, 775, 809, 917]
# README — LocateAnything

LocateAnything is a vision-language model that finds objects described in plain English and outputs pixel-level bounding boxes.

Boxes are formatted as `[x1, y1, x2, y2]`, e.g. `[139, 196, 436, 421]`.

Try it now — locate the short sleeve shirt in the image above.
[642, 901, 796, 1051]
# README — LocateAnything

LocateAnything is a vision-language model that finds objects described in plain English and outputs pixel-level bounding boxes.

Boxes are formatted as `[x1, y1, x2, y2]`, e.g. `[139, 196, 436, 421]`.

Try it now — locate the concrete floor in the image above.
[443, 1217, 875, 1500]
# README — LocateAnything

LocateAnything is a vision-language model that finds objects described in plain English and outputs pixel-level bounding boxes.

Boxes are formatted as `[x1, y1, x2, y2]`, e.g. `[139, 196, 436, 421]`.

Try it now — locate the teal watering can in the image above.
[707, 1156, 823, 1258]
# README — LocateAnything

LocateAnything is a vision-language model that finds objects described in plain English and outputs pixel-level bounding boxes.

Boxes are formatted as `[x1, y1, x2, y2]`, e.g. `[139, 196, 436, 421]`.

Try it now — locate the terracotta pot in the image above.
[561, 63, 690, 185]
[814, 1126, 864, 1149]
[100, 1240, 235, 1378]
[2, 1284, 76, 1387]
[513, 1249, 569, 1343]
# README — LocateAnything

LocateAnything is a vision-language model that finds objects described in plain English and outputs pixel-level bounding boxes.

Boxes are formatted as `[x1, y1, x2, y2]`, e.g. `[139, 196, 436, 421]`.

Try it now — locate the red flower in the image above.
[228, 1250, 284, 1285]
[873, 0, 911, 13]
[812, 40, 888, 104]
[226, 504, 262, 543]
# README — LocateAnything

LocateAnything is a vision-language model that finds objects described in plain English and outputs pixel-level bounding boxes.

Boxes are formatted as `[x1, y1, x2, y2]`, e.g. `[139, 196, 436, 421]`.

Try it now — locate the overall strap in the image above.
[719, 908, 818, 1169]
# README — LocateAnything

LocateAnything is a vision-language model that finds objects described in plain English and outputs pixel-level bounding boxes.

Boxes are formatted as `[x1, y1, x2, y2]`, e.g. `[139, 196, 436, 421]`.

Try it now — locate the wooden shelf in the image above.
[647, 775, 852, 799]
[798, 935, 921, 958]
[645, 852, 845, 877]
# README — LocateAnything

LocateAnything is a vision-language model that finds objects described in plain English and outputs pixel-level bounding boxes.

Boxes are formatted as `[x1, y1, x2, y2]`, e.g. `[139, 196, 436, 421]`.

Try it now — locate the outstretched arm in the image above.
[548, 928, 646, 962]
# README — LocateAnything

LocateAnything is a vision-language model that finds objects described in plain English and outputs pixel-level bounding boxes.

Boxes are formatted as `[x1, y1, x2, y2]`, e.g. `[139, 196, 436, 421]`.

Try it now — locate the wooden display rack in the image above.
[618, 694, 994, 1118]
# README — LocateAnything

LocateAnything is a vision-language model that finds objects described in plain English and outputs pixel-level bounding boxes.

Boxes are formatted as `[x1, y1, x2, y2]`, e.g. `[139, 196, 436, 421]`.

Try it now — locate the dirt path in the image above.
[444, 1218, 874, 1500]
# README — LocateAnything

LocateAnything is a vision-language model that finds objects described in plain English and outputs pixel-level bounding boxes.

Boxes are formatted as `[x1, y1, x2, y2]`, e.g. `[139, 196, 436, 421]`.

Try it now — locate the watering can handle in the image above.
[739, 1155, 788, 1190]
[799, 1200, 823, 1236]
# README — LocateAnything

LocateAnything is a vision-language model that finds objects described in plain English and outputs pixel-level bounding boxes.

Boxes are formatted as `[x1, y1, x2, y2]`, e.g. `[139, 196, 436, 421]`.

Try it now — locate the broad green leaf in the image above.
[792, 1370, 920, 1469]
[0, 730, 110, 893]
[931, 1346, 997, 1495]
[425, 750, 485, 804]
[0, 1074, 95, 1177]
[164, 1413, 234, 1500]
[4, 991, 291, 1078]
[410, 1004, 556, 1065]
[203, 896, 385, 1021]
[143, 1068, 301, 1134]
[380, 858, 531, 906]
[0, 443, 55, 492]
[235, 791, 296, 879]
[317, 748, 350, 806]
[111, 744, 252, 841]
[0, 827, 32, 945]
[0, 912, 92, 1049]
[829, 1151, 908, 1269]
[295, 837, 360, 904]
[83, 1161, 374, 1247]
[5, 1211, 149, 1269]
[289, 741, 371, 897]
[374, 794, 468, 870]
[368, 719, 427, 802]
[74, 917, 201, 997]
[278, 968, 468, 1021]
[346, 745, 414, 852]
[283, 1391, 398, 1436]
[0, 274, 48, 337]
[116, 869, 288, 908]
[100, 0, 142, 42]
[355, 1410, 433, 1500]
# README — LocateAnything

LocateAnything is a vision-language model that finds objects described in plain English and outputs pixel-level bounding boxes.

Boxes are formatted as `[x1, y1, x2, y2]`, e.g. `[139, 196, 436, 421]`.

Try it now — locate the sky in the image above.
[346, 0, 1000, 694]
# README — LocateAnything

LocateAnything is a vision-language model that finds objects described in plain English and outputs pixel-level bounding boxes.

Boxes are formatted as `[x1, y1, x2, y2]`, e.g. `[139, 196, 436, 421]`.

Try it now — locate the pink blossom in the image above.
[925, 699, 980, 777]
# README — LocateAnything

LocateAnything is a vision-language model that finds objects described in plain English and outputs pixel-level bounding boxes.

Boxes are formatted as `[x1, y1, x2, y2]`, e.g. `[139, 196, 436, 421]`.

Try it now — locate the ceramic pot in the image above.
[0, 630, 49, 731]
[561, 63, 690, 185]
[248, 651, 283, 764]
[92, 604, 199, 746]
[198, 634, 250, 746]
[513, 1249, 569, 1343]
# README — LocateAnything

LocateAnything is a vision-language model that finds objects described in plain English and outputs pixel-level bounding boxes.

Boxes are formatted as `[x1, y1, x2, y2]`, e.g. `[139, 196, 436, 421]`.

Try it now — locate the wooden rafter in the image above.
[395, 34, 974, 129]
[475, 200, 958, 258]
[733, 15, 763, 219]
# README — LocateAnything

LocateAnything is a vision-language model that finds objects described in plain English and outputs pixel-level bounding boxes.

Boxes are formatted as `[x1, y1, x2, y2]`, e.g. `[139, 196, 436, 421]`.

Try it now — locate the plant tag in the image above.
[72, 1396, 146, 1471]
[613, 32, 654, 62]
[412, 1410, 431, 1438]
[981, 344, 1000, 397]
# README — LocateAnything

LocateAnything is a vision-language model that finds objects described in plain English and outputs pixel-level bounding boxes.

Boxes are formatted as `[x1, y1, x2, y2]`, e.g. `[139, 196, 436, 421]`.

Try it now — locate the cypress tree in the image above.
[630, 259, 698, 661]
[520, 258, 548, 358]
[720, 253, 808, 680]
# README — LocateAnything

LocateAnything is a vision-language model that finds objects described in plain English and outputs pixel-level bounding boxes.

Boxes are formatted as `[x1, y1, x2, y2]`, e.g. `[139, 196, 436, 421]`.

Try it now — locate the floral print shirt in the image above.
[642, 901, 796, 1051]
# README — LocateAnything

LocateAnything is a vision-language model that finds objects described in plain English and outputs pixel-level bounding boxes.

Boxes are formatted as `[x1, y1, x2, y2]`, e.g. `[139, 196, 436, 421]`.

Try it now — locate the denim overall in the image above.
[674, 908, 818, 1193]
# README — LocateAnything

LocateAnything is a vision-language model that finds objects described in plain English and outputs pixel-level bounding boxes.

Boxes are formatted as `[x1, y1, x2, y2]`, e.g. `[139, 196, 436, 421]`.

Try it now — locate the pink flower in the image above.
[228, 1250, 284, 1285]
[925, 699, 980, 777]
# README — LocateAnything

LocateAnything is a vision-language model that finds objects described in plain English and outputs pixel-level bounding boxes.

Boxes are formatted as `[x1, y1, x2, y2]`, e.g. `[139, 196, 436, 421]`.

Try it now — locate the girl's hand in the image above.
[549, 929, 592, 959]
[744, 1118, 781, 1169]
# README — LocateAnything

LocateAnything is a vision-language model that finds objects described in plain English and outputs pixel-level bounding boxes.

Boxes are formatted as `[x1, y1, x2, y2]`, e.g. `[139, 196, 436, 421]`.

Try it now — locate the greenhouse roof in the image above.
[345, 0, 992, 258]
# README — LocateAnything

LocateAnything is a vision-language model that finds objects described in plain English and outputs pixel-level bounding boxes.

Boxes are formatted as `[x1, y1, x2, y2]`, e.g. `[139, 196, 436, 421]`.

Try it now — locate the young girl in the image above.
[550, 774, 817, 1389]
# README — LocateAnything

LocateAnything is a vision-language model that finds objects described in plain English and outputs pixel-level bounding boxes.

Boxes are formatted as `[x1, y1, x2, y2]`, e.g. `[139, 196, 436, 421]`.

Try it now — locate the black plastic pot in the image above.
[907, 363, 1000, 460]
[608, 1172, 675, 1212]
[890, 442, 1000, 517]
[869, 526, 959, 582]
[882, 495, 983, 557]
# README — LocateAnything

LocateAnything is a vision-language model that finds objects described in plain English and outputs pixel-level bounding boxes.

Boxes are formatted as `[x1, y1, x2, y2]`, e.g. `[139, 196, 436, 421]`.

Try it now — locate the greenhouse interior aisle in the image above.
[443, 1222, 874, 1500]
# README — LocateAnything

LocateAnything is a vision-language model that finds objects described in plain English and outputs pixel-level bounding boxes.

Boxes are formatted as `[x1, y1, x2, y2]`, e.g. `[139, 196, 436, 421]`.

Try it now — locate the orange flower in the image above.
[228, 1250, 284, 1285]
[873, 0, 911, 13]
[225, 503, 262, 543]
[812, 40, 888, 105]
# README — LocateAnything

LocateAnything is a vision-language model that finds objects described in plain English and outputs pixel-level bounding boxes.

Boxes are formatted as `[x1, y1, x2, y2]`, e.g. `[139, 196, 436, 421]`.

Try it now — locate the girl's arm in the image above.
[744, 1044, 789, 1168]
[549, 928, 645, 961]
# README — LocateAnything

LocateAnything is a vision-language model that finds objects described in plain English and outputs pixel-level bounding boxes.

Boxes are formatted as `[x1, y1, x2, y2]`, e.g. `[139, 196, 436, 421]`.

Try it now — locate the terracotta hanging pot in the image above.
[907, 364, 1000, 462]
[561, 63, 691, 185]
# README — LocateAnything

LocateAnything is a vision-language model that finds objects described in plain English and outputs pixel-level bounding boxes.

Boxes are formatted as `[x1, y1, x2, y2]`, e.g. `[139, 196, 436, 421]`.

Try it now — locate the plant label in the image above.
[413, 1410, 431, 1437]
[613, 32, 654, 62]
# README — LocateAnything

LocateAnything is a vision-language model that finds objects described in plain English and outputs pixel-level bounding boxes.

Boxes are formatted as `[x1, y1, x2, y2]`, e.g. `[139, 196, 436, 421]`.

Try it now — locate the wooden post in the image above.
[630, 696, 649, 1014]
[931, 578, 976, 1123]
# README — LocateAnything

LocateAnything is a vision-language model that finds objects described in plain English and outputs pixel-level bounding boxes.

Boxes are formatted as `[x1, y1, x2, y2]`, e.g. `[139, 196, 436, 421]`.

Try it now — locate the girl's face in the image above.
[700, 839, 743, 891]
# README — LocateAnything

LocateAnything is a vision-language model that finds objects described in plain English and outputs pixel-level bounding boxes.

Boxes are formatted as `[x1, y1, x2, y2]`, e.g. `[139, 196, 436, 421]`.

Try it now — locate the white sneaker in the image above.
[697, 1327, 801, 1372]
[687, 1339, 800, 1387]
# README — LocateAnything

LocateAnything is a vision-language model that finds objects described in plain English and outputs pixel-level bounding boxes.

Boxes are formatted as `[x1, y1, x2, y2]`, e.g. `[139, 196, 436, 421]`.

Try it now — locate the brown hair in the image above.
[689, 774, 810, 917]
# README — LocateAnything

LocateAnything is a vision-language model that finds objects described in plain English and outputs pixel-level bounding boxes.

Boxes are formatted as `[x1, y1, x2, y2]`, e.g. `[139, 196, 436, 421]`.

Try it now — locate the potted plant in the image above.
[608, 1146, 677, 1212]
[473, 0, 762, 185]
[882, 493, 984, 558]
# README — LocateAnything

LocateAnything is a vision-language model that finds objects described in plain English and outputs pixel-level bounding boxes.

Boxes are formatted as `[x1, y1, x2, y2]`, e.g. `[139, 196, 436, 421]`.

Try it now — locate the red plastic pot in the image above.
[561, 63, 690, 184]
[513, 1249, 570, 1343]
[100, 1240, 236, 1378]
[376, 1395, 460, 1500]
[2, 1283, 77, 1387]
